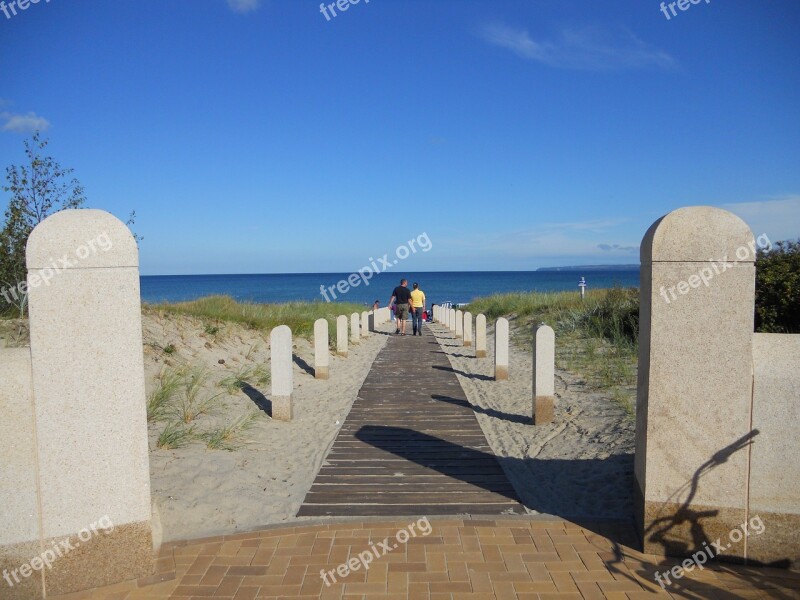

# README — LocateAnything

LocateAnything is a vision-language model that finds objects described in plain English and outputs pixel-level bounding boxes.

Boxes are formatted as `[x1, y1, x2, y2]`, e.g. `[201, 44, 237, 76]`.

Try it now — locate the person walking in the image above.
[389, 279, 412, 335]
[410, 282, 426, 336]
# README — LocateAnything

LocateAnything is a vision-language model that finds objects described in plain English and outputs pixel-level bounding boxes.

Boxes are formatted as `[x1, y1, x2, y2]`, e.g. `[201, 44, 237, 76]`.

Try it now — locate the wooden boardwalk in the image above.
[297, 326, 525, 517]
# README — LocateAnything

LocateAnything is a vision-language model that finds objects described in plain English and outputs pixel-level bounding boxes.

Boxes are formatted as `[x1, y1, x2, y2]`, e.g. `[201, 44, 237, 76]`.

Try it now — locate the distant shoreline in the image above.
[140, 267, 640, 277]
[536, 264, 639, 272]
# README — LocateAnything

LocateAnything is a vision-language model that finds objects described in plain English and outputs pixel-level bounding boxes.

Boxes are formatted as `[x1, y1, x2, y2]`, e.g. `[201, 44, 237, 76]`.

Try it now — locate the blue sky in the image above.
[1, 0, 798, 275]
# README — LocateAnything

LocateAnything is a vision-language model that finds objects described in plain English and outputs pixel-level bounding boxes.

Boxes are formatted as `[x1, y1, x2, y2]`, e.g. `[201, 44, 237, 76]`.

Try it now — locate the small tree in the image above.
[755, 239, 800, 333]
[0, 132, 86, 315]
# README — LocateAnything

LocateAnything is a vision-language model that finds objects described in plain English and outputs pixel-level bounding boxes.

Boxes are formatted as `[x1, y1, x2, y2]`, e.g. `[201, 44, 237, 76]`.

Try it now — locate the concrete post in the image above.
[313, 318, 329, 380]
[636, 206, 756, 560]
[475, 314, 487, 358]
[361, 311, 370, 338]
[350, 312, 360, 344]
[336, 315, 348, 357]
[270, 325, 293, 421]
[494, 317, 509, 381]
[463, 311, 473, 347]
[5, 209, 154, 596]
[532, 324, 555, 425]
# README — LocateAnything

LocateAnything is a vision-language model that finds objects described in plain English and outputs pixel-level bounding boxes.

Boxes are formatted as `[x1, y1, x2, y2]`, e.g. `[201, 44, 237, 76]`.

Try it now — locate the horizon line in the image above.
[139, 265, 641, 277]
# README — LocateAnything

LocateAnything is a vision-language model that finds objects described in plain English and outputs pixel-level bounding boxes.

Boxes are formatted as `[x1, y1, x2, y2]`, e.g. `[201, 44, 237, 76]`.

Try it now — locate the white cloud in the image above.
[227, 0, 261, 14]
[439, 217, 639, 262]
[598, 243, 637, 252]
[0, 111, 51, 134]
[480, 23, 677, 71]
[721, 196, 800, 243]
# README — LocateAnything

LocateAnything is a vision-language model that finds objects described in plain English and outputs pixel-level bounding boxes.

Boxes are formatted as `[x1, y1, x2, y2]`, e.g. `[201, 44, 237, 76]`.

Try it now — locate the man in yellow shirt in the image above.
[410, 282, 426, 336]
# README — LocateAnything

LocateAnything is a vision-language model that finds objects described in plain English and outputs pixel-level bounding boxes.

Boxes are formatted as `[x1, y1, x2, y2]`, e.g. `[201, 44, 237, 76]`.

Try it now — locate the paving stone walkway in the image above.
[298, 328, 524, 517]
[52, 517, 799, 599]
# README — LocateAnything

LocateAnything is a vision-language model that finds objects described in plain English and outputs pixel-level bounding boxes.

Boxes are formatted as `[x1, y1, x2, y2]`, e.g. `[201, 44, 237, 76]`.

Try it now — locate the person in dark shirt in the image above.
[389, 279, 412, 335]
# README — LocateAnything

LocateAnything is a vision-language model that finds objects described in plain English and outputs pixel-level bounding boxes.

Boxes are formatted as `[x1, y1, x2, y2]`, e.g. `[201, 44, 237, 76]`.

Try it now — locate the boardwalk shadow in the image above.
[431, 394, 530, 425]
[354, 425, 521, 504]
[353, 425, 631, 516]
[240, 383, 273, 417]
[432, 350, 473, 358]
[432, 364, 493, 381]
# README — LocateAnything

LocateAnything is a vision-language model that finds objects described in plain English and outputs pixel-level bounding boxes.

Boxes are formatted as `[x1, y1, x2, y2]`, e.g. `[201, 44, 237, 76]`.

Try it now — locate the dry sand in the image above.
[430, 319, 635, 521]
[142, 310, 387, 542]
[4, 309, 633, 539]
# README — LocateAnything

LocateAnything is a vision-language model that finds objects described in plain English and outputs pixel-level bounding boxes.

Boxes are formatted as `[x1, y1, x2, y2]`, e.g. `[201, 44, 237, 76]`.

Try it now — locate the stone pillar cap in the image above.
[641, 206, 754, 264]
[26, 209, 138, 269]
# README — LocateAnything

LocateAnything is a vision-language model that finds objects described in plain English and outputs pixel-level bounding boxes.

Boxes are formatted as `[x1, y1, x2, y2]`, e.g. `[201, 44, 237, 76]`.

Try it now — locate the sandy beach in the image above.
[141, 309, 388, 542]
[431, 319, 635, 521]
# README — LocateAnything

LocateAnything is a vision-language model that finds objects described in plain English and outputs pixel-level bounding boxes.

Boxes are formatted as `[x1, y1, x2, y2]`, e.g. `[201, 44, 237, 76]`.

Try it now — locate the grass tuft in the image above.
[201, 412, 261, 451]
[156, 421, 196, 450]
[219, 364, 270, 394]
[146, 368, 182, 422]
[172, 367, 224, 424]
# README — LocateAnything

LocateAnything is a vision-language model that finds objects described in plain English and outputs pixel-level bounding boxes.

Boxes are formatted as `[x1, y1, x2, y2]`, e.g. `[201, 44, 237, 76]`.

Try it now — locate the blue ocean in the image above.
[140, 270, 640, 307]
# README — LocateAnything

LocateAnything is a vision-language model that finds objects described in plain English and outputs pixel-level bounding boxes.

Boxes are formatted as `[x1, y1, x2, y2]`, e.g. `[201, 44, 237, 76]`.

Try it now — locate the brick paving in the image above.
[51, 516, 799, 599]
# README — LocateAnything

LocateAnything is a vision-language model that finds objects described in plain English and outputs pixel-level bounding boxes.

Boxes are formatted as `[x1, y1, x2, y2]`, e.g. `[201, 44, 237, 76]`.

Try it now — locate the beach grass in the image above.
[464, 287, 638, 349]
[219, 364, 270, 394]
[201, 412, 261, 451]
[156, 421, 196, 450]
[464, 287, 639, 416]
[172, 367, 224, 424]
[148, 295, 365, 339]
[146, 367, 183, 422]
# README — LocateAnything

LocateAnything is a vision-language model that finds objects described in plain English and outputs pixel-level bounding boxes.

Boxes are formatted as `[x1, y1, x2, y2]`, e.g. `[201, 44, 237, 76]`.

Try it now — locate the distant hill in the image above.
[537, 264, 639, 272]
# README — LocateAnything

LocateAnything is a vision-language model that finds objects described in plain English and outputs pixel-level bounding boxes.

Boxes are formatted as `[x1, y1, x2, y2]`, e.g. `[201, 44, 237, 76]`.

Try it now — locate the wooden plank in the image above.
[305, 484, 518, 494]
[297, 328, 525, 517]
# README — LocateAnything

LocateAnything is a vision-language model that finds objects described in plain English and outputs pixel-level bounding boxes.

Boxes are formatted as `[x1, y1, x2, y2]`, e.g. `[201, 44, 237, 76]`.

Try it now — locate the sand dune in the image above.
[142, 310, 387, 542]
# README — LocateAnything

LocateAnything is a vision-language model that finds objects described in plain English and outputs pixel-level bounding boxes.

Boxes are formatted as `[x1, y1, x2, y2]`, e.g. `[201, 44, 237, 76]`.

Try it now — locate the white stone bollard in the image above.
[636, 206, 757, 560]
[314, 318, 329, 380]
[463, 311, 473, 347]
[449, 308, 457, 333]
[368, 310, 375, 333]
[8, 209, 153, 595]
[270, 325, 293, 421]
[494, 317, 509, 380]
[0, 348, 40, 599]
[475, 314, 487, 358]
[336, 315, 348, 357]
[455, 309, 464, 339]
[532, 324, 555, 424]
[350, 312, 360, 344]
[361, 311, 370, 338]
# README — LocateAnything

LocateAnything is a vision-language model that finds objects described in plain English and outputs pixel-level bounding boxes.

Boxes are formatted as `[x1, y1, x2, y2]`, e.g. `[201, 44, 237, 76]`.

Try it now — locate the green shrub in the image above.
[755, 240, 800, 333]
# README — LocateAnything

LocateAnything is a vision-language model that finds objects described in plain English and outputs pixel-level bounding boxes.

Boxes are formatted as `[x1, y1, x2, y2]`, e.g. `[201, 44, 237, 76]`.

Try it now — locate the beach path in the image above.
[297, 328, 525, 517]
